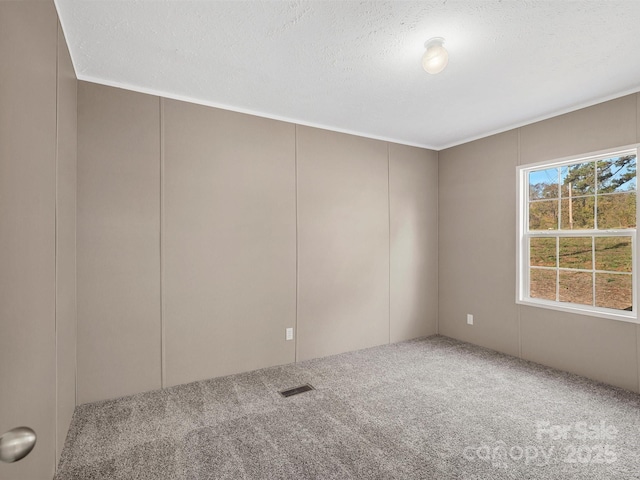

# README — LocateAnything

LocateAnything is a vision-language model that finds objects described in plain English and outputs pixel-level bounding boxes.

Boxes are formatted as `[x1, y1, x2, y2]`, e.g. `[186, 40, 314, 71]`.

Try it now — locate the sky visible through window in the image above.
[529, 155, 637, 200]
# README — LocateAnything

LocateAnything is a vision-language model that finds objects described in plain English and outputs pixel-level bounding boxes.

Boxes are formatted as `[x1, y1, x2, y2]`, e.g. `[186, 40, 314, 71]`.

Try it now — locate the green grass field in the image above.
[529, 236, 633, 310]
[530, 236, 632, 272]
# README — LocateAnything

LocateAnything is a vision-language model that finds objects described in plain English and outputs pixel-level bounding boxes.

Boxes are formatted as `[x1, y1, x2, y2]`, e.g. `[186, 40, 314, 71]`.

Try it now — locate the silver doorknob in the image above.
[0, 427, 37, 463]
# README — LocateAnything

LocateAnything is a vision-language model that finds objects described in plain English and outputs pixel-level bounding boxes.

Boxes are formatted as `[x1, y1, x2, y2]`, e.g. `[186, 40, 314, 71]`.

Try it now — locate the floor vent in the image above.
[279, 384, 315, 398]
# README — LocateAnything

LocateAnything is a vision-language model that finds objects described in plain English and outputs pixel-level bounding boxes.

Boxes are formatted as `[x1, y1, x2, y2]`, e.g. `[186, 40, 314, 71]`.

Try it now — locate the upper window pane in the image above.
[561, 162, 595, 197]
[560, 196, 595, 230]
[529, 200, 558, 230]
[529, 168, 558, 200]
[597, 154, 637, 193]
[597, 192, 636, 229]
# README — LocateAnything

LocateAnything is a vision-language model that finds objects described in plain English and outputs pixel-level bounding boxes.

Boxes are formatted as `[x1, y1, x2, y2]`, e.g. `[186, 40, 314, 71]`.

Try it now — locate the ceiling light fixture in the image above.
[422, 37, 448, 75]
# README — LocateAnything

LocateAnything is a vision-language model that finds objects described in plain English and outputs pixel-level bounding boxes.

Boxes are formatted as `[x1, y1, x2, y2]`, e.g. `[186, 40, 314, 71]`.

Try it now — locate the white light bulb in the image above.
[422, 38, 448, 75]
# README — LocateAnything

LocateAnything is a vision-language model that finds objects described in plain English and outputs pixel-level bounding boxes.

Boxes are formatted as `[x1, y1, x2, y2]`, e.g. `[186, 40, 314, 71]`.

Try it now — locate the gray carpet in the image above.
[56, 336, 640, 479]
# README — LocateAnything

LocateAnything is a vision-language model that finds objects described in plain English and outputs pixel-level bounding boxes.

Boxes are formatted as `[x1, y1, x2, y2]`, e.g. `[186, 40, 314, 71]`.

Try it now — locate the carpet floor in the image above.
[55, 336, 640, 479]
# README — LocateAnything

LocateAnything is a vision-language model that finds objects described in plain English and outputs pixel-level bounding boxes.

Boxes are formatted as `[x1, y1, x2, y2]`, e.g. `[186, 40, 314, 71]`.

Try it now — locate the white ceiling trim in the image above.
[76, 74, 640, 152]
[76, 74, 440, 150]
[437, 87, 640, 151]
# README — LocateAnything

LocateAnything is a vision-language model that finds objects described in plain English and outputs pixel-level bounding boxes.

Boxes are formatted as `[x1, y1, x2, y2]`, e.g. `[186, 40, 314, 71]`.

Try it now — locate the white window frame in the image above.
[516, 144, 639, 324]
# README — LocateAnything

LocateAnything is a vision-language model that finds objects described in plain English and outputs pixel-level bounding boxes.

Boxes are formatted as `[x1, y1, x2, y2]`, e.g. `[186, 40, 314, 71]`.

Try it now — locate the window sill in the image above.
[516, 298, 639, 324]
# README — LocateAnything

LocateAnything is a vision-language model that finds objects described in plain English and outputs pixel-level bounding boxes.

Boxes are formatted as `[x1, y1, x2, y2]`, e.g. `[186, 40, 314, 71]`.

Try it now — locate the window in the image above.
[517, 146, 638, 322]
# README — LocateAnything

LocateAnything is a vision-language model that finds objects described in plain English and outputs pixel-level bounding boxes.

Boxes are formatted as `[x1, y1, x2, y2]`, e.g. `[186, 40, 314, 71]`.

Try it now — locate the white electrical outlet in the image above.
[467, 314, 474, 325]
[285, 327, 294, 341]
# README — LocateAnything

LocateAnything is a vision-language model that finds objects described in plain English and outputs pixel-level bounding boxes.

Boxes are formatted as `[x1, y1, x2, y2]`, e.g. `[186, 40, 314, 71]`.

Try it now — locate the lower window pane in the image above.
[594, 237, 632, 272]
[559, 237, 592, 269]
[559, 270, 593, 306]
[530, 237, 556, 267]
[595, 273, 633, 311]
[530, 268, 556, 300]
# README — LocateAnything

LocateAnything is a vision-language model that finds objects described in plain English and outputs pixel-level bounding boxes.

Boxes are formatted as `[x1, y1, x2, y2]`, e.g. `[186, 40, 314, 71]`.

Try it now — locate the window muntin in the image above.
[518, 147, 638, 322]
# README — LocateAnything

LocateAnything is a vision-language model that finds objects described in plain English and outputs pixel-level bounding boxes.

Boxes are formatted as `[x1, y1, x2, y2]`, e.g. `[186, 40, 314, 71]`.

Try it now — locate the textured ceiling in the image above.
[55, 0, 640, 150]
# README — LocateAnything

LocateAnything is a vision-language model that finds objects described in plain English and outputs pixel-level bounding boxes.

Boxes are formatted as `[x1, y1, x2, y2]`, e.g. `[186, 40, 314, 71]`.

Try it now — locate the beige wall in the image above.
[76, 83, 439, 401]
[390, 144, 439, 342]
[0, 2, 77, 478]
[162, 100, 297, 386]
[439, 131, 520, 357]
[55, 21, 78, 463]
[296, 127, 390, 361]
[439, 93, 640, 392]
[77, 84, 161, 403]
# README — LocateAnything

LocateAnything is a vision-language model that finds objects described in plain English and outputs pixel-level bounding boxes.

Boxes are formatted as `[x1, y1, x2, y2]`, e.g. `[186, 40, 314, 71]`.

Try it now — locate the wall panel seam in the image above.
[160, 97, 165, 388]
[636, 326, 639, 392]
[54, 18, 60, 472]
[295, 124, 299, 363]
[435, 151, 439, 336]
[436, 151, 440, 336]
[74, 81, 78, 411]
[387, 143, 391, 344]
[517, 128, 523, 359]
